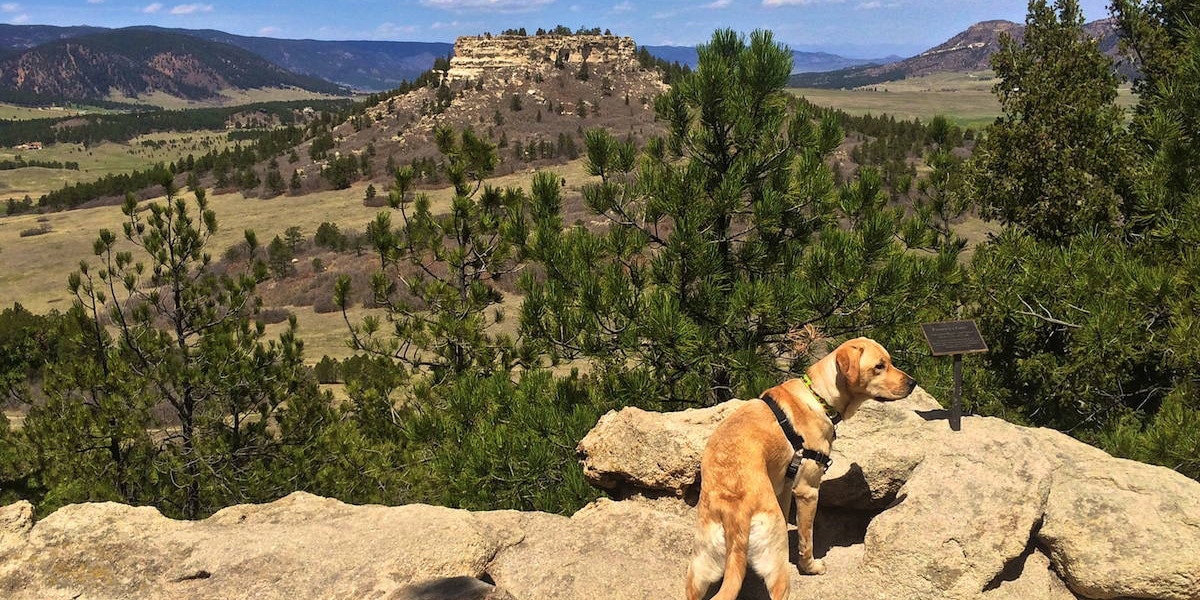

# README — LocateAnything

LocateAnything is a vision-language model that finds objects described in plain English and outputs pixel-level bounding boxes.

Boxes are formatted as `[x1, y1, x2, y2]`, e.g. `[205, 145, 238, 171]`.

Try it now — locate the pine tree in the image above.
[337, 125, 529, 380]
[520, 29, 961, 406]
[22, 185, 320, 518]
[970, 0, 1131, 241]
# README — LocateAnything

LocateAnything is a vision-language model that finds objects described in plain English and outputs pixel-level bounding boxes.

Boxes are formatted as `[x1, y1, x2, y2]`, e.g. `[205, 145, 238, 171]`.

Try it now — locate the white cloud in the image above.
[169, 3, 213, 14]
[258, 25, 281, 35]
[704, 0, 732, 7]
[420, 0, 554, 12]
[762, 0, 844, 6]
[612, 0, 633, 12]
[143, 2, 162, 13]
[0, 3, 19, 12]
[86, 0, 105, 4]
[856, 1, 898, 8]
[9, 12, 28, 22]
[375, 22, 418, 36]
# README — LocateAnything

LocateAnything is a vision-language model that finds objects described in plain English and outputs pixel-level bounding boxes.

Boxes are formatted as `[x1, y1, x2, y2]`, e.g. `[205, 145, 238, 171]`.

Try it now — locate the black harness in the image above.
[760, 391, 833, 479]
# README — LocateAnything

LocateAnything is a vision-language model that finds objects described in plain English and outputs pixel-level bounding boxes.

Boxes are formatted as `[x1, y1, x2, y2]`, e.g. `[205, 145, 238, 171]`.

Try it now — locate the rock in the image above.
[855, 417, 1056, 599]
[0, 500, 32, 554]
[394, 577, 516, 600]
[0, 492, 507, 600]
[484, 497, 695, 600]
[447, 35, 639, 82]
[981, 549, 1079, 600]
[1039, 457, 1200, 600]
[576, 399, 748, 498]
[820, 393, 942, 509]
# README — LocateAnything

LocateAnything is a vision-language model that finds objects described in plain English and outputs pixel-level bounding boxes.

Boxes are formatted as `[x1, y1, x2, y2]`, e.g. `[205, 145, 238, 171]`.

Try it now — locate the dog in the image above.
[684, 337, 917, 600]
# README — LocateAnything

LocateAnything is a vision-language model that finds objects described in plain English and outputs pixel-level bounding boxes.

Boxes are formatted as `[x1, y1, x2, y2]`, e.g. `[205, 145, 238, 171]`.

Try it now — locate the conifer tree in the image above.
[337, 125, 529, 381]
[520, 29, 960, 406]
[970, 0, 1131, 241]
[21, 185, 320, 518]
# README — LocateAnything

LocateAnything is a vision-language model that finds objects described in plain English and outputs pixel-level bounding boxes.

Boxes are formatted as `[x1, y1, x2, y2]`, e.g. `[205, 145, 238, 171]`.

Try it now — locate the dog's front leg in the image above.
[793, 483, 826, 575]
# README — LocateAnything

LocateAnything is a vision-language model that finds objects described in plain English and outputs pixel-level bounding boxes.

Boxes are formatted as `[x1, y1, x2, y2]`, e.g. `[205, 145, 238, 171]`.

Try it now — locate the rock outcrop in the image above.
[2, 389, 1198, 600]
[446, 34, 639, 82]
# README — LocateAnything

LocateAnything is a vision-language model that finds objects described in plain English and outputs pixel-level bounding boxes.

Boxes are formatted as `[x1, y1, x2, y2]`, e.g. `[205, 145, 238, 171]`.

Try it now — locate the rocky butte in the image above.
[445, 34, 640, 82]
[1, 389, 1198, 599]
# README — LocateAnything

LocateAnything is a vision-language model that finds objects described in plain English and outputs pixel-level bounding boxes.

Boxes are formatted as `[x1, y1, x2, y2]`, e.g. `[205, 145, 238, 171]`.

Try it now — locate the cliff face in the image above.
[3, 390, 1198, 600]
[446, 34, 639, 82]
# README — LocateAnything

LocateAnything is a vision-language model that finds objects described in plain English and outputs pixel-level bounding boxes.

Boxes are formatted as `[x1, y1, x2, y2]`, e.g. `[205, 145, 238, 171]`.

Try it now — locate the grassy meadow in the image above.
[0, 159, 593, 362]
[0, 130, 235, 203]
[790, 71, 1136, 129]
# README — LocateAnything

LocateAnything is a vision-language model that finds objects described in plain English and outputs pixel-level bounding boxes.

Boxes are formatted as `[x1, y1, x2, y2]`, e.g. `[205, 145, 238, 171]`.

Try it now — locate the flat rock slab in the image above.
[0, 492, 505, 600]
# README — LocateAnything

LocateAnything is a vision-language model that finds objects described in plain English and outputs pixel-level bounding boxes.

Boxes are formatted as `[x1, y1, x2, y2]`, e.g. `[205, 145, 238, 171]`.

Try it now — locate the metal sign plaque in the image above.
[921, 320, 988, 357]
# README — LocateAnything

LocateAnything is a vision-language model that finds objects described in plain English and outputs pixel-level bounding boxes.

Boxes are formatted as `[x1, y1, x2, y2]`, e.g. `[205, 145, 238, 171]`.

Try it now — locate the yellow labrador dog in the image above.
[685, 337, 916, 600]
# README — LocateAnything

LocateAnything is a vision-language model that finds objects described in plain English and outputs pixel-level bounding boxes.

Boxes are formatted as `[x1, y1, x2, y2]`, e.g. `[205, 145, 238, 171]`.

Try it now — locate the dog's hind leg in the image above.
[748, 510, 791, 600]
[685, 521, 727, 600]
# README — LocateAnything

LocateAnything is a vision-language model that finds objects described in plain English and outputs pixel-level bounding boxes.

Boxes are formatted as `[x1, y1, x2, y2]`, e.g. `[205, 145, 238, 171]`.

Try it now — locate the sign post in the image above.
[920, 320, 988, 431]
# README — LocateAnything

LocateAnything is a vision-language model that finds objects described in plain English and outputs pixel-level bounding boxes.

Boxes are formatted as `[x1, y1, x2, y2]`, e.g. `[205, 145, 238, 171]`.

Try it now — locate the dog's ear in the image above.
[836, 342, 864, 388]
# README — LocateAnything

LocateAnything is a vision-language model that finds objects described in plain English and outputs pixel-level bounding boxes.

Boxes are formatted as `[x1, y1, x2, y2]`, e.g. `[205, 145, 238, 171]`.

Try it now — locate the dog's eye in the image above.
[875, 361, 885, 370]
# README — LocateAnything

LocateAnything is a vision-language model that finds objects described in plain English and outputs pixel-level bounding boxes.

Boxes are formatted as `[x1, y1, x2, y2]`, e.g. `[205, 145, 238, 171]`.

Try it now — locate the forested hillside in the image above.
[0, 0, 1195, 523]
[0, 29, 346, 105]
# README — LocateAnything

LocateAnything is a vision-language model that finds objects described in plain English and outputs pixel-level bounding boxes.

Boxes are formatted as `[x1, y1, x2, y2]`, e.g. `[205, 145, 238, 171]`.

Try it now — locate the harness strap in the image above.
[760, 392, 833, 478]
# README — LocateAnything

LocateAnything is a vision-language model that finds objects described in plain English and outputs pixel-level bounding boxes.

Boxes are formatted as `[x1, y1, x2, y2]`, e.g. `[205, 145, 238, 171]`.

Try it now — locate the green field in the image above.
[790, 71, 1136, 129]
[0, 130, 234, 202]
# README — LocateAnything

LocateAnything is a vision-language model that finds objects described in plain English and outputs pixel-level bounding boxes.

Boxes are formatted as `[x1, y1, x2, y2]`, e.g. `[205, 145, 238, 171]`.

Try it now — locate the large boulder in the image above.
[576, 399, 748, 498]
[0, 492, 508, 600]
[482, 497, 695, 600]
[580, 389, 1200, 600]
[1039, 457, 1200, 600]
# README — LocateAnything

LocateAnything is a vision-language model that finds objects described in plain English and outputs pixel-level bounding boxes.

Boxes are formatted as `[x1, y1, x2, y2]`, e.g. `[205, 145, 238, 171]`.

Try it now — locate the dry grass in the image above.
[790, 71, 1136, 129]
[107, 88, 351, 110]
[0, 103, 89, 120]
[0, 130, 234, 202]
[0, 159, 593, 361]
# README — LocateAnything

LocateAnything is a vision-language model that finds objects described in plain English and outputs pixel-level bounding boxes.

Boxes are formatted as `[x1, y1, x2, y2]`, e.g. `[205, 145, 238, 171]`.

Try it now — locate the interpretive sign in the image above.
[920, 320, 988, 432]
[921, 320, 988, 356]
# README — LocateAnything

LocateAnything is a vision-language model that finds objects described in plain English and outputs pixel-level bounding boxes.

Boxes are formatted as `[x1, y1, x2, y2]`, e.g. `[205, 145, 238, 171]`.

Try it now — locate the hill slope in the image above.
[792, 18, 1128, 88]
[0, 24, 452, 92]
[0, 29, 347, 105]
[137, 27, 453, 91]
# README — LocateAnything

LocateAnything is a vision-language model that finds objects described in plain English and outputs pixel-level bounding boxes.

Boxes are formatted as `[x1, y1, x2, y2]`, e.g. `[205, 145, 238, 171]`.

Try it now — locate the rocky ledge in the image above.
[2, 390, 1198, 600]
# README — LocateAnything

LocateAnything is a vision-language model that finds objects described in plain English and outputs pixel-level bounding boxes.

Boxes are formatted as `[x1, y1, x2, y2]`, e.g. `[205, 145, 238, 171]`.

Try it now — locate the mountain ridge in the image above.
[0, 29, 348, 106]
[791, 17, 1128, 88]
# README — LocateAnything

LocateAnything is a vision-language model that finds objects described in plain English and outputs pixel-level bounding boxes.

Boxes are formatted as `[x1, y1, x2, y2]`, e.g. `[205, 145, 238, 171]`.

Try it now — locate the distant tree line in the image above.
[0, 157, 79, 171]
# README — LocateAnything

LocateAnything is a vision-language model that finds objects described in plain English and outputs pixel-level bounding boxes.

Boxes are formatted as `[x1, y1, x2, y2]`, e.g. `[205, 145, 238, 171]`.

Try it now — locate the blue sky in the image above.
[4, 0, 1115, 58]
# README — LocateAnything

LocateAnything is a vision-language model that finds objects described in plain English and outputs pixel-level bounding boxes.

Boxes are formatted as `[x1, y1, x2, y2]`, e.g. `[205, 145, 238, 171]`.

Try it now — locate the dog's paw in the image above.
[799, 558, 826, 575]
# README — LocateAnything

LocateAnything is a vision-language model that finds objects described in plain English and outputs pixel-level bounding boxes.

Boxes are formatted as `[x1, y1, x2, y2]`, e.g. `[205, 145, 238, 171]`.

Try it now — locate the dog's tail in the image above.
[711, 511, 751, 600]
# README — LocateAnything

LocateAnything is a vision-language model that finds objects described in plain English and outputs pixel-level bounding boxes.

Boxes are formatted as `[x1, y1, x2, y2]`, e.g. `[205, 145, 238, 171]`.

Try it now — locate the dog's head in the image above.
[834, 337, 916, 402]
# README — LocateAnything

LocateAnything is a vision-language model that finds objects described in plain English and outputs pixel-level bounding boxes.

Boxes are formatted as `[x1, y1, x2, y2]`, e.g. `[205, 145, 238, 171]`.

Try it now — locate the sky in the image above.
[3, 0, 1115, 58]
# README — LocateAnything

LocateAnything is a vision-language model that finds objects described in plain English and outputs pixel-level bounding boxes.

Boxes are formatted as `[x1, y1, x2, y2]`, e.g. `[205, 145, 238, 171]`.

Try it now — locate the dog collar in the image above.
[801, 374, 842, 426]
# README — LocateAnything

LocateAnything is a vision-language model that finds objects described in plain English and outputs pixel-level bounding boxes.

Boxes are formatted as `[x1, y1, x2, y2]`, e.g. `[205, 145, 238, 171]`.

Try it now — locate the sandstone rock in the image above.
[484, 496, 695, 600]
[856, 421, 1055, 599]
[0, 500, 32, 554]
[1039, 457, 1200, 600]
[394, 577, 516, 600]
[0, 492, 506, 600]
[576, 399, 748, 498]
[447, 35, 639, 82]
[981, 549, 1079, 600]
